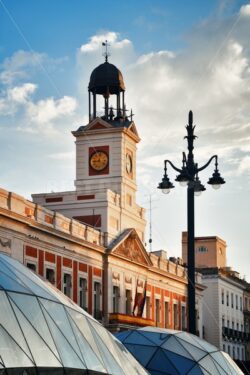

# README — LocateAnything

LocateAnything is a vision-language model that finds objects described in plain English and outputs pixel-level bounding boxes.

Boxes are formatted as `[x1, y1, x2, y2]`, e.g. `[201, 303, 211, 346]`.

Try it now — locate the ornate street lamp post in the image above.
[157, 111, 225, 335]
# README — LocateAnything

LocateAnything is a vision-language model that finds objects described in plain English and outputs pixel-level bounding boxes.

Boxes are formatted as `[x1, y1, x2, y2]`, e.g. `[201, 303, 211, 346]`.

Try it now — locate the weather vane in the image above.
[102, 40, 111, 62]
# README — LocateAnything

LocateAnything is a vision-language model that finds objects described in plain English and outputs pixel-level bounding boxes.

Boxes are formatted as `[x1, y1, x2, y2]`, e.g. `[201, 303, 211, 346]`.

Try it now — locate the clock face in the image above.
[126, 153, 133, 174]
[90, 151, 109, 171]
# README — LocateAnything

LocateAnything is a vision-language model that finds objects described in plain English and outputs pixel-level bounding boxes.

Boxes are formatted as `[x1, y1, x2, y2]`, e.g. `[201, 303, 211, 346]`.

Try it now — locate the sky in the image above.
[0, 0, 250, 281]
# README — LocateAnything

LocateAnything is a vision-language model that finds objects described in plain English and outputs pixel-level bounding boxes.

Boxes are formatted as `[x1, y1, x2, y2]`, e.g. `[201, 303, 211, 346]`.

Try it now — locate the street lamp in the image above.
[157, 111, 225, 335]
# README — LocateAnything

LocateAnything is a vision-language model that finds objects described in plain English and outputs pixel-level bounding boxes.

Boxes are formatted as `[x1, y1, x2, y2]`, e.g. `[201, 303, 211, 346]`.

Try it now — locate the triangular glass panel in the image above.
[9, 292, 60, 361]
[211, 352, 233, 375]
[115, 330, 131, 342]
[164, 349, 195, 373]
[190, 335, 217, 353]
[177, 338, 207, 361]
[221, 352, 242, 374]
[41, 305, 86, 369]
[177, 332, 205, 350]
[212, 358, 230, 375]
[125, 343, 157, 367]
[0, 326, 34, 368]
[89, 323, 125, 375]
[199, 367, 212, 375]
[122, 330, 157, 346]
[147, 348, 179, 374]
[0, 257, 57, 301]
[162, 336, 194, 360]
[199, 355, 222, 374]
[139, 331, 170, 346]
[40, 299, 83, 361]
[0, 291, 33, 361]
[89, 319, 125, 368]
[188, 365, 205, 374]
[0, 267, 30, 294]
[112, 338, 149, 375]
[11, 302, 62, 367]
[67, 311, 107, 373]
[89, 320, 147, 374]
[67, 308, 105, 366]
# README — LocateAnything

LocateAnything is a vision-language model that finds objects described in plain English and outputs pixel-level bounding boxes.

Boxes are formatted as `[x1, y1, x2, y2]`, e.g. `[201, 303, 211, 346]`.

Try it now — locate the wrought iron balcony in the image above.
[222, 326, 249, 342]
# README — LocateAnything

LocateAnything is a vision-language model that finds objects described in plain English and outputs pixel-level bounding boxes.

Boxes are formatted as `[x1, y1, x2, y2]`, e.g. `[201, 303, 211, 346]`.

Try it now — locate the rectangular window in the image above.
[126, 289, 132, 315]
[146, 296, 151, 319]
[228, 345, 231, 356]
[222, 317, 225, 328]
[46, 268, 55, 284]
[221, 290, 224, 304]
[27, 262, 36, 272]
[231, 293, 234, 308]
[79, 277, 87, 310]
[240, 297, 242, 311]
[232, 321, 234, 330]
[155, 299, 160, 325]
[236, 295, 238, 310]
[112, 286, 120, 313]
[164, 301, 169, 328]
[226, 293, 229, 306]
[93, 281, 101, 320]
[63, 273, 72, 297]
[181, 305, 186, 330]
[173, 304, 178, 329]
[227, 319, 230, 328]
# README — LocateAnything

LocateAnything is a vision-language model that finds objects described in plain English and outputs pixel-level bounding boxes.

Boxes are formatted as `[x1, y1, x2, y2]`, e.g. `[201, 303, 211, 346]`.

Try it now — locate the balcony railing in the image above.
[109, 313, 155, 327]
[222, 327, 249, 342]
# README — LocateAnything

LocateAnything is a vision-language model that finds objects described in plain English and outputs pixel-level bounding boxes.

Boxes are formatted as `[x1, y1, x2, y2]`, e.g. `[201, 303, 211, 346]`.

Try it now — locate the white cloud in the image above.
[240, 4, 250, 17]
[27, 95, 77, 125]
[0, 51, 46, 85]
[237, 155, 250, 175]
[8, 83, 37, 103]
[79, 32, 131, 53]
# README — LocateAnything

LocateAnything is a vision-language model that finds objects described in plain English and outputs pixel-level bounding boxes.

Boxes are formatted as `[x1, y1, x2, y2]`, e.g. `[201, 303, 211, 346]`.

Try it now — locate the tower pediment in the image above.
[108, 229, 152, 267]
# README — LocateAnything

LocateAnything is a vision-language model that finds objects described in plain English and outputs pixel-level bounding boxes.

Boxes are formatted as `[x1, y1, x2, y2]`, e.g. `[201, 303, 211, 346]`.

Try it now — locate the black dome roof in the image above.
[88, 61, 125, 95]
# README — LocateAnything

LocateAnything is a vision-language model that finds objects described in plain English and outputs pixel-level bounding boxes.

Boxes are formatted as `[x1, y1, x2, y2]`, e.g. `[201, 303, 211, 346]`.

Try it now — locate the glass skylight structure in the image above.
[0, 253, 148, 374]
[116, 327, 244, 375]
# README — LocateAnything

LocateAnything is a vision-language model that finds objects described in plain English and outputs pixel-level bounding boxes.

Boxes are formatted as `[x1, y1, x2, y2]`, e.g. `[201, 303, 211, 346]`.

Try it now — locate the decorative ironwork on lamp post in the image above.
[157, 111, 225, 335]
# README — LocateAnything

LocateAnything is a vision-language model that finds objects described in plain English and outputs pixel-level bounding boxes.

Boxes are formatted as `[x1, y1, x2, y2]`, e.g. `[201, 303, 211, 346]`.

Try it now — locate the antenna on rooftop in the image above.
[102, 40, 111, 62]
[149, 194, 153, 251]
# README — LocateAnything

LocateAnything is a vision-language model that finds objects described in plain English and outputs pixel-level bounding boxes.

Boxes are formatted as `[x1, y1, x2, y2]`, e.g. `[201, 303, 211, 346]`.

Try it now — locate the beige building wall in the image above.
[182, 231, 227, 268]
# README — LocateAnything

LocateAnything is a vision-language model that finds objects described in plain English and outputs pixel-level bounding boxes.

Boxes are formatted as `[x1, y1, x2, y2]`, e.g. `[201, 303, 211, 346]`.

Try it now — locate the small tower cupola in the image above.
[88, 42, 127, 123]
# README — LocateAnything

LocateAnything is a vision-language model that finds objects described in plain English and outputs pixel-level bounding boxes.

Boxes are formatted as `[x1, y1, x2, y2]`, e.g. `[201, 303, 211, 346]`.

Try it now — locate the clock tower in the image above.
[32, 58, 146, 244]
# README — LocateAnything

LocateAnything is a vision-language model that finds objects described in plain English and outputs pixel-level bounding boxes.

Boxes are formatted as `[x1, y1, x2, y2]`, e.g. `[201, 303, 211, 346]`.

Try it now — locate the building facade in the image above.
[0, 59, 205, 336]
[201, 268, 246, 361]
[243, 283, 250, 360]
[182, 232, 248, 361]
[0, 188, 204, 334]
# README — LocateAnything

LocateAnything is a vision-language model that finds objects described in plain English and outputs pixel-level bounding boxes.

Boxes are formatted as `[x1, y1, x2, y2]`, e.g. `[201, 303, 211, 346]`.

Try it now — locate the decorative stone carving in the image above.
[0, 238, 11, 254]
[125, 276, 132, 284]
[114, 235, 148, 265]
[112, 272, 120, 280]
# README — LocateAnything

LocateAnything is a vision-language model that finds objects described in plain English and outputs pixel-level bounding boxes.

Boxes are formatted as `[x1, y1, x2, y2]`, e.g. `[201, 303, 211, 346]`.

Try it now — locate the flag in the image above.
[132, 279, 139, 316]
[137, 281, 147, 317]
[133, 280, 147, 317]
